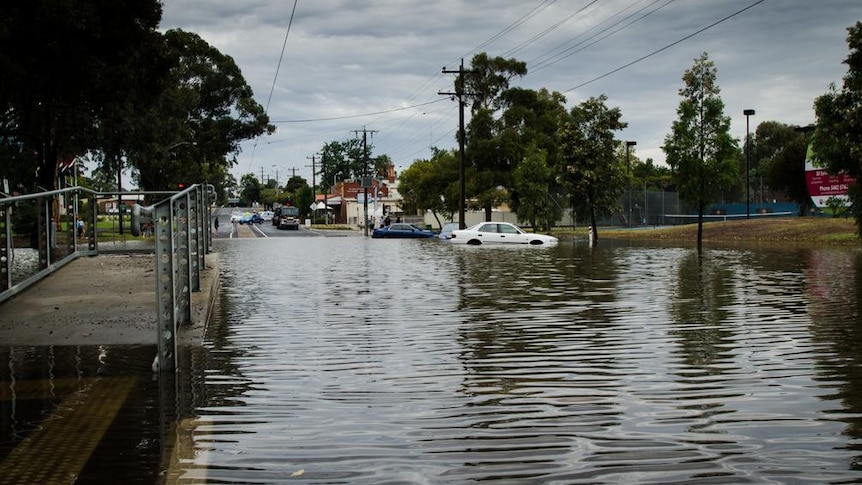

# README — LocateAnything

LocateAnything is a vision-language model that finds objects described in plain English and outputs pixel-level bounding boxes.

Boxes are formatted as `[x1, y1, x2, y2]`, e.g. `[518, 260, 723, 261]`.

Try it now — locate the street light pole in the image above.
[626, 141, 637, 227]
[744, 109, 755, 219]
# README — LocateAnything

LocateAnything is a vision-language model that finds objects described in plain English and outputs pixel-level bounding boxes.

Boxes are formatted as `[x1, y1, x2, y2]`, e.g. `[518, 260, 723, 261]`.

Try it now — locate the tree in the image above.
[462, 53, 528, 220]
[513, 145, 556, 230]
[239, 173, 261, 206]
[295, 185, 313, 220]
[131, 29, 273, 192]
[813, 22, 862, 234]
[663, 52, 738, 251]
[755, 121, 812, 215]
[319, 138, 364, 193]
[399, 148, 460, 226]
[556, 95, 628, 243]
[462, 53, 528, 112]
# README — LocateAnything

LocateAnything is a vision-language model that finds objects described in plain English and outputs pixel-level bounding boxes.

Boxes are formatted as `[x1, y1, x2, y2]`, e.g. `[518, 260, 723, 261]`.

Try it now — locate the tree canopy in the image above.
[0, 2, 273, 205]
[0, 0, 167, 192]
[813, 21, 862, 233]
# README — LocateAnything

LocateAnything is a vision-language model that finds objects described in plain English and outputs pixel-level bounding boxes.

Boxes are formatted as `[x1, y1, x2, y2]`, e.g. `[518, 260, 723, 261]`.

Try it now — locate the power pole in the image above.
[306, 154, 318, 209]
[352, 127, 378, 236]
[440, 58, 474, 229]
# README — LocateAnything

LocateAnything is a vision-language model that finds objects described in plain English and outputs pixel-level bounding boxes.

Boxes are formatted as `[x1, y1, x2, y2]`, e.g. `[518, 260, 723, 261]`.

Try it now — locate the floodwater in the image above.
[3, 235, 862, 484]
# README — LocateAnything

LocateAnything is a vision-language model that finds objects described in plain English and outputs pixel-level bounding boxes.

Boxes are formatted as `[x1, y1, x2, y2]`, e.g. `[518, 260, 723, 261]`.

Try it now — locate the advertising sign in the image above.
[804, 143, 855, 208]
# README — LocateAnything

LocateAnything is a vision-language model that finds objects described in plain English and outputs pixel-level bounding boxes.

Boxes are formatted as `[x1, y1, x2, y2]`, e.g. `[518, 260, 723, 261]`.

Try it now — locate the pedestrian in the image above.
[214, 216, 219, 234]
[76, 216, 84, 238]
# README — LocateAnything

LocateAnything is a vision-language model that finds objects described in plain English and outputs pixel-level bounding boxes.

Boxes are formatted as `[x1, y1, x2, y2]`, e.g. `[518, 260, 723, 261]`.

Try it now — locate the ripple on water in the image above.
[179, 238, 862, 484]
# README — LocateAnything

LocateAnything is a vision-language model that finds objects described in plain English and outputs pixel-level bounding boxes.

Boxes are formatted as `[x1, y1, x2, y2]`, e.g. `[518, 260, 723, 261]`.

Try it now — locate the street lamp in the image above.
[626, 141, 637, 227]
[743, 109, 755, 219]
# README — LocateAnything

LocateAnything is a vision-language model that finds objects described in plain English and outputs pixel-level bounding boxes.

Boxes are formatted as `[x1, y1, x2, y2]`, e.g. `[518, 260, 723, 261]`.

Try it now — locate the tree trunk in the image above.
[589, 196, 598, 247]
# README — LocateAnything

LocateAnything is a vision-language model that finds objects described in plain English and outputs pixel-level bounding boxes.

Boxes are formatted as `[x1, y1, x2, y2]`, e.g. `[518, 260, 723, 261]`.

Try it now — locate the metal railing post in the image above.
[176, 195, 192, 326]
[188, 187, 201, 293]
[155, 202, 177, 373]
[0, 205, 9, 292]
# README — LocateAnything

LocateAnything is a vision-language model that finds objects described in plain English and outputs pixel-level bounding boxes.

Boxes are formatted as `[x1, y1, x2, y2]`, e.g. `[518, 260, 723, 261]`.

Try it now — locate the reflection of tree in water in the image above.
[669, 251, 737, 370]
[448, 245, 625, 477]
[805, 250, 862, 442]
[454, 245, 622, 378]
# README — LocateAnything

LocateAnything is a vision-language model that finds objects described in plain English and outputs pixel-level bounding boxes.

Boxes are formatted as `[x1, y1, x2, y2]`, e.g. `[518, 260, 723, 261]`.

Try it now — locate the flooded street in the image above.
[3, 235, 862, 483]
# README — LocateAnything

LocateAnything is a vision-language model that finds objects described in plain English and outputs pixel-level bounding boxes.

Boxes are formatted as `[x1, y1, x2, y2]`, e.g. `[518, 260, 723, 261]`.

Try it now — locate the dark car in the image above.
[239, 213, 263, 225]
[274, 205, 300, 230]
[371, 223, 436, 239]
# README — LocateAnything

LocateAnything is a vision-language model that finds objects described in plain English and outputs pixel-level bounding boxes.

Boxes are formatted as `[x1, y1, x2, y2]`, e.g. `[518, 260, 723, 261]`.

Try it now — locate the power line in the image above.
[501, 0, 600, 59]
[457, 0, 557, 63]
[269, 98, 448, 123]
[264, 0, 299, 113]
[245, 0, 299, 177]
[562, 0, 766, 93]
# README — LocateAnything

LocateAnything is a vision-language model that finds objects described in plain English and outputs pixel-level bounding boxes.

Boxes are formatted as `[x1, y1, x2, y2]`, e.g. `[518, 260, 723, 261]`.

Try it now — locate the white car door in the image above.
[476, 223, 504, 243]
[497, 223, 529, 244]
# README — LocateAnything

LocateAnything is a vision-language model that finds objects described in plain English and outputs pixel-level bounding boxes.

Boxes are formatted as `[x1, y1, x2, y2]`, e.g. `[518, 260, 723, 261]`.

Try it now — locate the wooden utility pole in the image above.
[306, 154, 318, 207]
[352, 127, 378, 236]
[440, 58, 474, 229]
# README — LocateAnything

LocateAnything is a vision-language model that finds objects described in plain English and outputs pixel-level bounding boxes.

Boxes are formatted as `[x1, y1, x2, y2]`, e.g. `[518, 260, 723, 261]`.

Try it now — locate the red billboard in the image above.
[804, 144, 855, 208]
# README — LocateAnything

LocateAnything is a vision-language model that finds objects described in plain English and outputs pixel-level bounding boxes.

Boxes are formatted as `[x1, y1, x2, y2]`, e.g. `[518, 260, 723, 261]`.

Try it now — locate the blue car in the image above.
[239, 213, 263, 225]
[371, 223, 436, 239]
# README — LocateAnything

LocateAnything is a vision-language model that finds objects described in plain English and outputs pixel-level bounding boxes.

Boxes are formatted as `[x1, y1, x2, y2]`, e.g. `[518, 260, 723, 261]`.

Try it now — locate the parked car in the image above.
[438, 222, 460, 240]
[371, 223, 436, 239]
[449, 222, 558, 246]
[239, 213, 263, 225]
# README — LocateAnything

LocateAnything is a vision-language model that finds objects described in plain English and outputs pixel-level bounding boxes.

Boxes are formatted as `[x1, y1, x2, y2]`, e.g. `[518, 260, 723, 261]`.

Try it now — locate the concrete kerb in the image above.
[0, 252, 220, 347]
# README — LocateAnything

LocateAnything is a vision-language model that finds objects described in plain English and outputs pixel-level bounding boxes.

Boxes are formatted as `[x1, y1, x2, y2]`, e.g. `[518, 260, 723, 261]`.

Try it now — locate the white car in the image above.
[260, 210, 274, 221]
[230, 211, 242, 223]
[449, 222, 558, 246]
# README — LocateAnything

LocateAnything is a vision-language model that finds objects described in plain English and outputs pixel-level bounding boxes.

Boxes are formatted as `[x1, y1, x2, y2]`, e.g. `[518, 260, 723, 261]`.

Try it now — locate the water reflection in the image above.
[3, 238, 862, 483]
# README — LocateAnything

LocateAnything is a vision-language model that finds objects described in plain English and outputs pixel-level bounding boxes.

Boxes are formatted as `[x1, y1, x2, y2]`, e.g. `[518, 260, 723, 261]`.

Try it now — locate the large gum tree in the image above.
[663, 52, 738, 251]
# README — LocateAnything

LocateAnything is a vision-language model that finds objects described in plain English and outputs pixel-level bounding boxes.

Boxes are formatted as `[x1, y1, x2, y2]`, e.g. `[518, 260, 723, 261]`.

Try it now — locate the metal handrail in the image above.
[0, 184, 215, 373]
[153, 184, 215, 372]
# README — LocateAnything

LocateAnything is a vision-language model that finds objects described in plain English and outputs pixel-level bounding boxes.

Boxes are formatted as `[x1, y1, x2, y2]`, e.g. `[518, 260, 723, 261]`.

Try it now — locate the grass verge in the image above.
[554, 217, 861, 246]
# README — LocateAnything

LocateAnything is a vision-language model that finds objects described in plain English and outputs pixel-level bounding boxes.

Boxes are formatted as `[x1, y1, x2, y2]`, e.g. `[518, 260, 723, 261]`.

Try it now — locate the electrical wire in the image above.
[269, 98, 448, 123]
[244, 0, 299, 175]
[562, 0, 766, 93]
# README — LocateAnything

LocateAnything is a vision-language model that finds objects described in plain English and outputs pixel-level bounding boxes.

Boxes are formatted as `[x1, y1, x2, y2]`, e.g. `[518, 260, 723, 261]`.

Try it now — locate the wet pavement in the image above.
[0, 252, 219, 346]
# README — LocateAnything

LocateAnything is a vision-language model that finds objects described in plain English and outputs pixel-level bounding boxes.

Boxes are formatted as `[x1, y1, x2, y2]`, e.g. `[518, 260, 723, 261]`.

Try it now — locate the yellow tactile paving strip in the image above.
[0, 376, 137, 485]
[163, 417, 209, 485]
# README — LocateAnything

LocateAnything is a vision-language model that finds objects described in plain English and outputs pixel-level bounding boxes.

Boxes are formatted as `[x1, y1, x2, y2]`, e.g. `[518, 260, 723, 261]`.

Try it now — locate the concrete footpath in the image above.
[0, 252, 220, 347]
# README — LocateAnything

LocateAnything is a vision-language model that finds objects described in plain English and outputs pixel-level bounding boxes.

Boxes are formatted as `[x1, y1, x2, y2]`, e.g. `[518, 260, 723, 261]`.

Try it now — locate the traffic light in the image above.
[177, 183, 186, 189]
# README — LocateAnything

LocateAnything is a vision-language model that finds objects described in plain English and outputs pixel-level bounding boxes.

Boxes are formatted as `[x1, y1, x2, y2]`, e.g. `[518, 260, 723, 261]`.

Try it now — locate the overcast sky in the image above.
[158, 0, 862, 186]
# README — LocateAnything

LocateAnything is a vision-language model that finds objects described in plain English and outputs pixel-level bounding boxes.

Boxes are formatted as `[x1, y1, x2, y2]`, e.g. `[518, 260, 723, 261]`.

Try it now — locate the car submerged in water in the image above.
[449, 222, 558, 246]
[371, 223, 436, 239]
